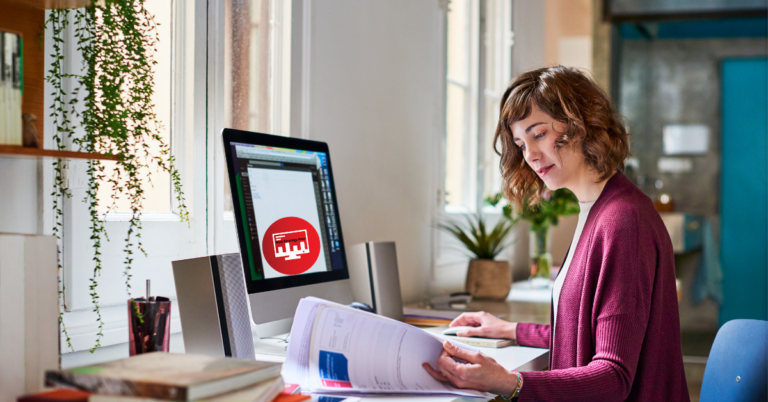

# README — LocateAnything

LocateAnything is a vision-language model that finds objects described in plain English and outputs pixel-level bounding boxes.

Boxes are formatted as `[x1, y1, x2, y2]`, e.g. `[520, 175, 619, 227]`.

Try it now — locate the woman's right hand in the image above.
[450, 311, 517, 340]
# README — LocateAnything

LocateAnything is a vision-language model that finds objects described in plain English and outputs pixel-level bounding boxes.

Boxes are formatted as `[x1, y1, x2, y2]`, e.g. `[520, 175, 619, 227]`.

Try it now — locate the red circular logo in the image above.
[262, 217, 321, 275]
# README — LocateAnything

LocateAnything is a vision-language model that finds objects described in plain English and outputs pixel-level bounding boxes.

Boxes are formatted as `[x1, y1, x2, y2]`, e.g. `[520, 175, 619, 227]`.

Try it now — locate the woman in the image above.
[423, 66, 689, 401]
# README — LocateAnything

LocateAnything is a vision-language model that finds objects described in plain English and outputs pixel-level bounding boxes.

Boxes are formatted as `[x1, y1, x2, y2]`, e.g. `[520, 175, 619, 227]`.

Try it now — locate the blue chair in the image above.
[700, 319, 767, 401]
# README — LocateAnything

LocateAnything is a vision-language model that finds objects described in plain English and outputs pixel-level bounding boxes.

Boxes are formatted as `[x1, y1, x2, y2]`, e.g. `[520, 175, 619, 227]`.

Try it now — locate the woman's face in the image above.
[510, 105, 587, 191]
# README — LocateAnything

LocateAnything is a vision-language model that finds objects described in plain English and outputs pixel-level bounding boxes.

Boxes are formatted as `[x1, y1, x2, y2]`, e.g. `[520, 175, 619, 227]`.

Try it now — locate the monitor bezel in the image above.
[222, 128, 350, 295]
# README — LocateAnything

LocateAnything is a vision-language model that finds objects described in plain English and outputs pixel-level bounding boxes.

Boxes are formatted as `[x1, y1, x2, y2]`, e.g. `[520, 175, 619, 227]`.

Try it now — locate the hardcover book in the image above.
[87, 375, 285, 402]
[45, 353, 282, 401]
[0, 31, 22, 146]
[443, 334, 515, 348]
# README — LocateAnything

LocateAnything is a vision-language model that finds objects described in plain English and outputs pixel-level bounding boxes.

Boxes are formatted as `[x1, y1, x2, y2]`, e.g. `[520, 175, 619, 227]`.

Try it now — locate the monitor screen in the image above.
[223, 130, 349, 295]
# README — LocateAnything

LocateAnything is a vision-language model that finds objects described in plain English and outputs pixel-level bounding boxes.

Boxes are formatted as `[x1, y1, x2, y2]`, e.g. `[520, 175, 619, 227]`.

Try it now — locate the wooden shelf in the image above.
[0, 145, 120, 161]
[0, 0, 93, 154]
[44, 0, 93, 8]
[0, 0, 91, 10]
[0, 0, 45, 144]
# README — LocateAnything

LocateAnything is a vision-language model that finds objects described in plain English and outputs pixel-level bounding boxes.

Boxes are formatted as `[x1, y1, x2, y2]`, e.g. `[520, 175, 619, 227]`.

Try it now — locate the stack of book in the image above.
[0, 30, 22, 146]
[402, 306, 461, 327]
[42, 353, 285, 402]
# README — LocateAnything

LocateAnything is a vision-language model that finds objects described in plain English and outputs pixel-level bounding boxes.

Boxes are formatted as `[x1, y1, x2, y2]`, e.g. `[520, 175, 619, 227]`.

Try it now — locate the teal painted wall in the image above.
[720, 58, 768, 325]
[621, 18, 768, 40]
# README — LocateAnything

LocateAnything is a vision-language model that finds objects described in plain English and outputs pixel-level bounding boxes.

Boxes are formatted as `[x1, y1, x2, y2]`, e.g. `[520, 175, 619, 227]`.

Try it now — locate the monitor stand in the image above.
[253, 335, 290, 357]
[250, 318, 292, 357]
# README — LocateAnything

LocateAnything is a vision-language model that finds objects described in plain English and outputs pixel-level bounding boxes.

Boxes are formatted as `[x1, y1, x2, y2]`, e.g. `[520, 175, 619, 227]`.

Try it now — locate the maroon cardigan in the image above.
[515, 173, 689, 401]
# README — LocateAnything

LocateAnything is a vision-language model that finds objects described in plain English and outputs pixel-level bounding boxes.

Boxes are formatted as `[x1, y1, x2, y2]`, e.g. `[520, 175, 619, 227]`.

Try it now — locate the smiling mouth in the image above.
[537, 165, 554, 177]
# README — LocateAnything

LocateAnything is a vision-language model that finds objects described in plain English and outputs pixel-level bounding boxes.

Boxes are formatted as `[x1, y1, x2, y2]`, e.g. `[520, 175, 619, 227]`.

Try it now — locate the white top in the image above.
[553, 201, 595, 330]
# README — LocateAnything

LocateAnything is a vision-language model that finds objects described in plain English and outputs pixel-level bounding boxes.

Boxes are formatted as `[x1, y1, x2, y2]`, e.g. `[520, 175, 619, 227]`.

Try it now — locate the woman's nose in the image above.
[525, 144, 541, 162]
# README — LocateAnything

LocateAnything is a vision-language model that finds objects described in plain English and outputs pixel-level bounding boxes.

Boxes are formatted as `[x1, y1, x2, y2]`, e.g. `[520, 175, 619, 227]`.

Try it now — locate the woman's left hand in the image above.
[422, 341, 518, 396]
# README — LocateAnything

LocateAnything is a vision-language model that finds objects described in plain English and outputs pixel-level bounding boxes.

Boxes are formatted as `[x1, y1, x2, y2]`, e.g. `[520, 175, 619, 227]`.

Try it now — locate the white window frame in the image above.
[212, 0, 299, 255]
[46, 0, 210, 353]
[434, 0, 513, 277]
[444, 0, 480, 214]
[42, 0, 304, 354]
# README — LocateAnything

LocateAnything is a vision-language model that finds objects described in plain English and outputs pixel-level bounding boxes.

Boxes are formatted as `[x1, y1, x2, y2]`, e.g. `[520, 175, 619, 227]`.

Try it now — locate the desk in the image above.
[255, 295, 551, 402]
[420, 326, 549, 373]
[404, 282, 552, 328]
[505, 281, 553, 304]
[255, 335, 547, 402]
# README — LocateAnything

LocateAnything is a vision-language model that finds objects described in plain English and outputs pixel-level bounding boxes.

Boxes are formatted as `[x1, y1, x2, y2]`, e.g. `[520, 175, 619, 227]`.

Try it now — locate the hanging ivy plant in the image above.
[46, 0, 189, 353]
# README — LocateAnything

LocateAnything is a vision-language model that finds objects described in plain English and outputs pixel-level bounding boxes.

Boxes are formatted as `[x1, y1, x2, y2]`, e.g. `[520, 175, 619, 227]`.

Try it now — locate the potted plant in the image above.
[487, 189, 579, 282]
[439, 214, 517, 300]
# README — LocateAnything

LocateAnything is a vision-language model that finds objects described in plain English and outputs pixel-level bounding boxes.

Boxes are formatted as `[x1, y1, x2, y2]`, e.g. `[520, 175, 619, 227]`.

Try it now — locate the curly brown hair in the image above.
[493, 66, 629, 210]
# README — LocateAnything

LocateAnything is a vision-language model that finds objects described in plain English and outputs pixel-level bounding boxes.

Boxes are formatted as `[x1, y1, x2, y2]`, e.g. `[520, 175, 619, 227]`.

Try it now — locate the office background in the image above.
[0, 3, 765, 399]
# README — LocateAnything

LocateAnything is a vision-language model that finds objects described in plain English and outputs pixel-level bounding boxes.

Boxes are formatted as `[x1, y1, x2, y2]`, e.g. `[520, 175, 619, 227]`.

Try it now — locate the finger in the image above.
[435, 348, 454, 365]
[422, 362, 450, 382]
[437, 362, 466, 389]
[436, 350, 464, 378]
[450, 312, 483, 327]
[437, 348, 459, 367]
[457, 327, 484, 337]
[443, 341, 483, 364]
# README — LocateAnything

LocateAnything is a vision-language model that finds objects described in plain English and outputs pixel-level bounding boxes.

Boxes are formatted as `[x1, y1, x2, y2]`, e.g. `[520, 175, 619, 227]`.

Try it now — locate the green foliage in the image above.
[439, 214, 518, 260]
[486, 189, 580, 232]
[47, 8, 75, 354]
[46, 0, 189, 353]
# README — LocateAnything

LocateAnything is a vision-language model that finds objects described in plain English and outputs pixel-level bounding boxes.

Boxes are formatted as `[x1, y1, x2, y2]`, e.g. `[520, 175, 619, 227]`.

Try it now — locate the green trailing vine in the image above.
[47, 8, 75, 353]
[46, 0, 189, 353]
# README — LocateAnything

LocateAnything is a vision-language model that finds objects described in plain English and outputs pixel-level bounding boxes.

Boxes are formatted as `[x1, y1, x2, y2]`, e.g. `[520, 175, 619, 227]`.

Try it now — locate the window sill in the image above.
[443, 205, 505, 216]
[61, 303, 182, 353]
[100, 212, 186, 222]
[61, 332, 186, 369]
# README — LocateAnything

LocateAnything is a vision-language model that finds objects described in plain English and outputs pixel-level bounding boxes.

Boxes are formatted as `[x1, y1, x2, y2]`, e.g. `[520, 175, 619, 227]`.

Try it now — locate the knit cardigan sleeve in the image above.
[518, 205, 653, 402]
[515, 323, 550, 349]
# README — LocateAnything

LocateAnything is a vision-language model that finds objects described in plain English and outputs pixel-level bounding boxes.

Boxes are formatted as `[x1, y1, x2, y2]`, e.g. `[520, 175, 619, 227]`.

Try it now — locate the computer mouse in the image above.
[348, 301, 375, 313]
[442, 326, 476, 336]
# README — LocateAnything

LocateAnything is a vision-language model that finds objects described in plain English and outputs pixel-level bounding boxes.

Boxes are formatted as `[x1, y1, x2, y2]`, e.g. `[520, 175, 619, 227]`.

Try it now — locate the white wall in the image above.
[302, 0, 561, 300]
[304, 0, 444, 303]
[511, 0, 545, 77]
[0, 159, 39, 235]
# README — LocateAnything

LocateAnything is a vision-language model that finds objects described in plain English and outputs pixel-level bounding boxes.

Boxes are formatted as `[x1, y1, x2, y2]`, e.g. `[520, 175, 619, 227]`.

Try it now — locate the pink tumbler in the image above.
[128, 297, 171, 355]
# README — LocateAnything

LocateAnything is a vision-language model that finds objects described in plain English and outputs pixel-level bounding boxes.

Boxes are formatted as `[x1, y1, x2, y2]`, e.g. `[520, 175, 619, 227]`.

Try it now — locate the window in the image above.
[433, 0, 513, 281]
[94, 0, 173, 215]
[54, 0, 208, 353]
[223, 0, 292, 136]
[53, 0, 296, 354]
[217, 0, 293, 254]
[444, 0, 512, 213]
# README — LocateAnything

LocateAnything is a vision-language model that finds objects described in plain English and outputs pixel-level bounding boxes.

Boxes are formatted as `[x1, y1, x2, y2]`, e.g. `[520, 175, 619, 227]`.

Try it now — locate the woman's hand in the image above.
[450, 311, 517, 340]
[422, 341, 518, 396]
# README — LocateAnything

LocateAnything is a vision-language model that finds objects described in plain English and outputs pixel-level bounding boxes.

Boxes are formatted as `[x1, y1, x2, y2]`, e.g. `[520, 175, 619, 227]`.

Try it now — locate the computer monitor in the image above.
[222, 129, 355, 330]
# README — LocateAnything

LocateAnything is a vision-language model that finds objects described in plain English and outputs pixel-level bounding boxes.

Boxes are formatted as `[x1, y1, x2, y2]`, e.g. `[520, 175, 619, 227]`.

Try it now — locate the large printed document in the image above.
[283, 297, 492, 398]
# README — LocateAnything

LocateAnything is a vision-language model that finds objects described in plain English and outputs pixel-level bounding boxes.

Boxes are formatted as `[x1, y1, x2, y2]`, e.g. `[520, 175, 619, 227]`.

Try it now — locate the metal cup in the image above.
[128, 298, 171, 355]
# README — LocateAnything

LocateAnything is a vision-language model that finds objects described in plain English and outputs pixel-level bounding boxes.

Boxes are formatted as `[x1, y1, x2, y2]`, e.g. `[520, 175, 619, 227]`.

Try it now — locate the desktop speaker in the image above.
[347, 242, 404, 321]
[172, 254, 255, 359]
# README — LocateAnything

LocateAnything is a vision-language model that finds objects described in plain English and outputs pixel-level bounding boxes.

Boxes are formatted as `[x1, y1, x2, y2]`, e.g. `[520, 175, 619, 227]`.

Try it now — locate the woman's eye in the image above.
[518, 143, 526, 151]
[534, 132, 545, 139]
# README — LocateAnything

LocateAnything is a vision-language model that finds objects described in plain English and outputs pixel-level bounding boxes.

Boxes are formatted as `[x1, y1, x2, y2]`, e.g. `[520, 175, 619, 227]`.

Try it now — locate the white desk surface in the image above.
[505, 280, 553, 304]
[60, 291, 551, 402]
[255, 326, 548, 402]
